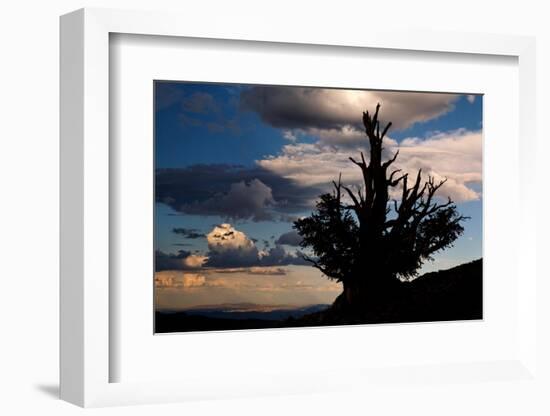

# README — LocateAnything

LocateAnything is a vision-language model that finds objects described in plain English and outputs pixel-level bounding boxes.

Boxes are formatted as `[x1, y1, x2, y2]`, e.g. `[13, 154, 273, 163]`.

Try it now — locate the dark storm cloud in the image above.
[205, 248, 260, 268]
[204, 245, 307, 269]
[183, 178, 276, 222]
[172, 228, 204, 239]
[240, 86, 458, 131]
[156, 247, 306, 271]
[240, 86, 349, 130]
[155, 249, 191, 271]
[259, 245, 308, 267]
[275, 230, 303, 246]
[155, 164, 323, 221]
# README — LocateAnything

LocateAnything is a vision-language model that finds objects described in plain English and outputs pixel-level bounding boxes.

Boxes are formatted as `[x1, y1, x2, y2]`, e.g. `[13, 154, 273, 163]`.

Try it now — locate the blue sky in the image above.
[155, 83, 296, 168]
[154, 81, 482, 310]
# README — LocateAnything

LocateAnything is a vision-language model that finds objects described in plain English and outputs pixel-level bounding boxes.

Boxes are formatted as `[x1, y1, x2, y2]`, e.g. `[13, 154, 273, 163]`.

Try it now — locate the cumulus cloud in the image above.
[203, 223, 307, 268]
[155, 224, 308, 271]
[184, 178, 275, 221]
[157, 131, 480, 228]
[241, 87, 462, 154]
[260, 244, 308, 266]
[155, 250, 207, 272]
[205, 223, 260, 267]
[282, 130, 298, 141]
[183, 254, 208, 269]
[241, 86, 458, 131]
[155, 271, 207, 288]
[311, 126, 397, 148]
[395, 129, 482, 201]
[199, 179, 275, 222]
[164, 178, 276, 221]
[257, 142, 364, 187]
[257, 129, 482, 203]
[275, 230, 303, 246]
[155, 250, 190, 271]
[156, 165, 324, 218]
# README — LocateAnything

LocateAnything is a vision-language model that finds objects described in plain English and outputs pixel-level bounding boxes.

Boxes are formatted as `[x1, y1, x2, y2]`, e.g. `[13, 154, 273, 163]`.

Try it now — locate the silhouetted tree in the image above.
[294, 104, 466, 310]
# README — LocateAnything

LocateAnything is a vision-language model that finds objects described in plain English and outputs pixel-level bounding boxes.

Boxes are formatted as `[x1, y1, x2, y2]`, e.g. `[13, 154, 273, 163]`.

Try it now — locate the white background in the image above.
[0, 1, 548, 415]
[112, 34, 519, 383]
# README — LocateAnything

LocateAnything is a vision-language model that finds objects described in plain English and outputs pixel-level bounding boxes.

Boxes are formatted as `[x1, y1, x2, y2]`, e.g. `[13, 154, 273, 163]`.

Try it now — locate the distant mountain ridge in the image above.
[181, 304, 329, 321]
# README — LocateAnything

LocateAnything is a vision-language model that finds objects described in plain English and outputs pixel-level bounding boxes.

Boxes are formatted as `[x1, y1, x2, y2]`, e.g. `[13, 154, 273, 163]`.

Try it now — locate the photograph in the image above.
[154, 81, 483, 333]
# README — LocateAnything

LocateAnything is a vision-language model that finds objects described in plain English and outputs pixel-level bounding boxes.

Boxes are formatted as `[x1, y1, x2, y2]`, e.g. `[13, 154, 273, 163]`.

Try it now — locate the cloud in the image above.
[213, 266, 287, 276]
[466, 95, 477, 104]
[275, 230, 302, 246]
[257, 129, 482, 203]
[155, 250, 190, 271]
[183, 254, 208, 268]
[155, 253, 287, 278]
[257, 142, 362, 188]
[282, 130, 298, 141]
[155, 271, 206, 288]
[156, 164, 324, 218]
[157, 224, 307, 271]
[241, 86, 458, 131]
[157, 129, 480, 227]
[172, 227, 204, 239]
[154, 270, 293, 292]
[155, 250, 207, 272]
[241, 87, 460, 155]
[154, 270, 332, 292]
[183, 179, 275, 222]
[205, 223, 260, 267]
[312, 126, 396, 148]
[259, 244, 308, 266]
[396, 129, 482, 201]
[203, 223, 306, 267]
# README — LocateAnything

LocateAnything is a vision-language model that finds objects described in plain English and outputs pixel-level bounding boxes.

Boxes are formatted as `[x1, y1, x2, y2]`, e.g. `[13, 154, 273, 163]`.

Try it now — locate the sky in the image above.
[154, 81, 483, 312]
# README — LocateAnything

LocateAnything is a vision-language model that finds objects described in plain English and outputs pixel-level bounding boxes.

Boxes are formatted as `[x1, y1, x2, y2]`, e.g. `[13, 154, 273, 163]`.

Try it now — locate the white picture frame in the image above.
[60, 7, 538, 408]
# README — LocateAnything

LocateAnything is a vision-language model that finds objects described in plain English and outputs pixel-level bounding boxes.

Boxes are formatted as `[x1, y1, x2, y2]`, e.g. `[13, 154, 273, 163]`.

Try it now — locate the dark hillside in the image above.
[290, 259, 482, 327]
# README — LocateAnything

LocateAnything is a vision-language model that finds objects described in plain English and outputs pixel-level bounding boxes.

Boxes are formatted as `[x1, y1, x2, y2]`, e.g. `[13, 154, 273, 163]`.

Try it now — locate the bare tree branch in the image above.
[382, 150, 399, 169]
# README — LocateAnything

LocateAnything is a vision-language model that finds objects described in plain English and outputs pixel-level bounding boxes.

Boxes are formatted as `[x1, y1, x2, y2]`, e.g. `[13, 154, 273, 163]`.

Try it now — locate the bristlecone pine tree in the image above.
[294, 103, 467, 312]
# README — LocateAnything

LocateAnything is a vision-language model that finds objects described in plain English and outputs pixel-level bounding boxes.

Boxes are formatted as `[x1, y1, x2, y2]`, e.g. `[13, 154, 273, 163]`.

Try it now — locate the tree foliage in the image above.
[294, 104, 467, 293]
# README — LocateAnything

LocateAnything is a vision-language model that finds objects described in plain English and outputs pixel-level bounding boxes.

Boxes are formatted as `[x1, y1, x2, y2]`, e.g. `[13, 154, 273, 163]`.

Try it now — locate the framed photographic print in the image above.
[153, 82, 483, 334]
[60, 8, 539, 408]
